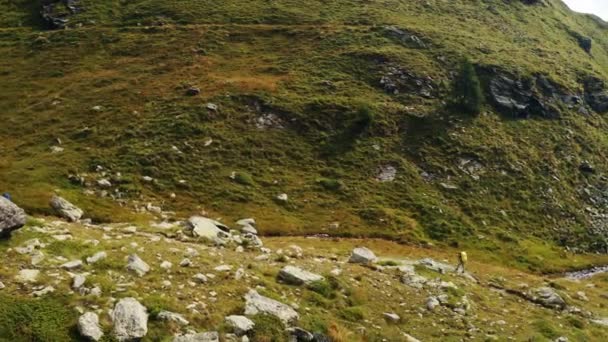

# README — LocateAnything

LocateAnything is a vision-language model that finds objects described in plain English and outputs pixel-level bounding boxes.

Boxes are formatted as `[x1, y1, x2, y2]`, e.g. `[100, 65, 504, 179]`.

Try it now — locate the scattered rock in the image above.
[50, 195, 83, 222]
[112, 297, 148, 341]
[244, 289, 299, 325]
[426, 296, 440, 311]
[32, 286, 55, 297]
[61, 259, 83, 270]
[286, 327, 314, 341]
[72, 274, 87, 289]
[383, 312, 400, 323]
[225, 315, 255, 336]
[86, 251, 107, 264]
[276, 193, 289, 202]
[348, 247, 377, 264]
[417, 258, 454, 274]
[158, 310, 189, 326]
[0, 196, 26, 238]
[126, 254, 150, 277]
[173, 331, 219, 342]
[278, 266, 324, 286]
[16, 269, 40, 283]
[193, 273, 208, 284]
[78, 312, 104, 341]
[186, 87, 201, 96]
[376, 165, 397, 182]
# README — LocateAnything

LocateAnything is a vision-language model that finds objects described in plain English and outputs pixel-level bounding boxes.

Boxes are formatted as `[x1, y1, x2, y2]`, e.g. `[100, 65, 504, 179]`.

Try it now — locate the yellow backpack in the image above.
[460, 251, 468, 262]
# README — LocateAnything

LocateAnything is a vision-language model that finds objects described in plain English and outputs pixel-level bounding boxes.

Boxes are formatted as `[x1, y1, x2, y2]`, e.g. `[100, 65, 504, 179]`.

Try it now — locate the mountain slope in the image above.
[2, 0, 608, 272]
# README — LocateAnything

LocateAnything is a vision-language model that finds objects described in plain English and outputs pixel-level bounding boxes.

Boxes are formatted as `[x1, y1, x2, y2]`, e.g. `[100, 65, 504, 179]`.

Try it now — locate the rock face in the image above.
[186, 216, 230, 240]
[112, 297, 148, 341]
[0, 197, 26, 238]
[126, 254, 150, 276]
[488, 72, 563, 119]
[244, 290, 299, 325]
[278, 266, 324, 286]
[348, 247, 377, 264]
[225, 315, 255, 336]
[584, 76, 608, 113]
[78, 312, 104, 341]
[50, 195, 83, 222]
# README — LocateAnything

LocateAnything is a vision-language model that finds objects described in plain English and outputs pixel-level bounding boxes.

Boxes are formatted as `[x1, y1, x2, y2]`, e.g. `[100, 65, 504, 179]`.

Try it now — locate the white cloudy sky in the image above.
[562, 0, 608, 20]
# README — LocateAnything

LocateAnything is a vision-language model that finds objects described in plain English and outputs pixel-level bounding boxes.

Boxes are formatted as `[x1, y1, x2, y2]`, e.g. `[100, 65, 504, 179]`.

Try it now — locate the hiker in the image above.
[455, 251, 467, 273]
[1, 193, 10, 201]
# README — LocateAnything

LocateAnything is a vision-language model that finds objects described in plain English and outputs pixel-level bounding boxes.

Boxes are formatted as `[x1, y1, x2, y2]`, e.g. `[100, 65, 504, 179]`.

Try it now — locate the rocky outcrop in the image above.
[41, 0, 81, 30]
[583, 76, 608, 113]
[278, 266, 324, 286]
[244, 289, 299, 325]
[0, 197, 26, 238]
[112, 297, 148, 341]
[78, 312, 104, 341]
[50, 195, 83, 222]
[383, 26, 427, 48]
[487, 72, 563, 119]
[380, 65, 436, 98]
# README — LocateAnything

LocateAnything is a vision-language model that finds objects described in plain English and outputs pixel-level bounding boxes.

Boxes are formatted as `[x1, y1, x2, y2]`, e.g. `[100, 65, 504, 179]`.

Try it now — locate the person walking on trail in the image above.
[456, 251, 467, 273]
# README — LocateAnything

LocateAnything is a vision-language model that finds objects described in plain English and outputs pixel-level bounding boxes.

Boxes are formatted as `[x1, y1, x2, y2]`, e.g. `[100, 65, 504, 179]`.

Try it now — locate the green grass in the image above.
[0, 295, 76, 341]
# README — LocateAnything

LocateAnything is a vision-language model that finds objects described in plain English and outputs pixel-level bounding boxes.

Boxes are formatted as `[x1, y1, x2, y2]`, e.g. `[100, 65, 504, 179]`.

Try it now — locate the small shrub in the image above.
[339, 306, 365, 321]
[0, 295, 75, 341]
[377, 260, 399, 266]
[317, 178, 342, 191]
[452, 59, 483, 115]
[349, 105, 374, 136]
[309, 280, 335, 299]
[251, 314, 287, 342]
[234, 172, 255, 186]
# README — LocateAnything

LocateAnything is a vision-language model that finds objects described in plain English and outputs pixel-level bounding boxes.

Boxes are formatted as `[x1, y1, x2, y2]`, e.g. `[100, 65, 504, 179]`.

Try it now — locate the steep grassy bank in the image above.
[2, 0, 608, 271]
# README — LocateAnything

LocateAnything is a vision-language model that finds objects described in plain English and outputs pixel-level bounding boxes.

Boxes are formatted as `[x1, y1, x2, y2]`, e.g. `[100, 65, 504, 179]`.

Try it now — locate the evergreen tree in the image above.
[454, 59, 483, 114]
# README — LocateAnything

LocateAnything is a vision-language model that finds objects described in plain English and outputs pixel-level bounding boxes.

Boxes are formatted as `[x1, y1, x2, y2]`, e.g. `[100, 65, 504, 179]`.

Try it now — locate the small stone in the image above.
[186, 87, 201, 96]
[86, 251, 107, 264]
[72, 274, 87, 289]
[32, 286, 55, 297]
[158, 310, 189, 326]
[276, 193, 288, 202]
[193, 273, 208, 284]
[180, 258, 192, 267]
[126, 254, 150, 277]
[61, 260, 83, 270]
[160, 261, 173, 270]
[383, 312, 400, 323]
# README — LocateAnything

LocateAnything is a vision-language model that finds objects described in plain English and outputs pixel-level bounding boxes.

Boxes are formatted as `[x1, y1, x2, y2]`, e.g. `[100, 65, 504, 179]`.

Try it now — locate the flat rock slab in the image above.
[244, 289, 299, 325]
[278, 266, 324, 286]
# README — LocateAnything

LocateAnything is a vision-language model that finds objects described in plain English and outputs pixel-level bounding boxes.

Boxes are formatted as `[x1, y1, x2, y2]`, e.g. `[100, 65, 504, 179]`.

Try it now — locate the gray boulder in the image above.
[529, 287, 567, 310]
[126, 254, 150, 277]
[286, 327, 314, 341]
[50, 195, 83, 222]
[0, 197, 26, 237]
[225, 315, 255, 336]
[112, 297, 148, 341]
[278, 266, 324, 286]
[186, 216, 230, 240]
[78, 312, 104, 341]
[244, 289, 299, 325]
[348, 247, 377, 264]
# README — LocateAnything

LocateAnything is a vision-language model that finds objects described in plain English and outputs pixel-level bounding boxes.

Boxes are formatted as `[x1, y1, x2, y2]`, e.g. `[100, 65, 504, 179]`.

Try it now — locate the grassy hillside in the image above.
[2, 0, 608, 272]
